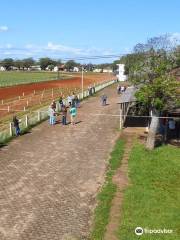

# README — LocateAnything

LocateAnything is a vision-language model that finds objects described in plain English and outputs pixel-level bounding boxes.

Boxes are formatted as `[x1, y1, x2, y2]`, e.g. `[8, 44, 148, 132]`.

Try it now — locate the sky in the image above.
[0, 0, 180, 63]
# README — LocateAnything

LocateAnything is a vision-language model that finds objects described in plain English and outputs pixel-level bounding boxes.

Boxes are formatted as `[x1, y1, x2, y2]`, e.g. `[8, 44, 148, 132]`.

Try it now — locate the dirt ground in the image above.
[0, 73, 115, 100]
[0, 85, 120, 240]
[0, 73, 116, 119]
[104, 127, 146, 240]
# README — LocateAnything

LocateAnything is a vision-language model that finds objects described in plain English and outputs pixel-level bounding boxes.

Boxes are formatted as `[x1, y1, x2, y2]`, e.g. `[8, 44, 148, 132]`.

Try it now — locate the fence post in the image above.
[25, 115, 28, 127]
[38, 111, 41, 121]
[9, 122, 13, 136]
[34, 90, 36, 95]
[119, 105, 122, 129]
[1, 99, 3, 104]
[8, 106, 10, 112]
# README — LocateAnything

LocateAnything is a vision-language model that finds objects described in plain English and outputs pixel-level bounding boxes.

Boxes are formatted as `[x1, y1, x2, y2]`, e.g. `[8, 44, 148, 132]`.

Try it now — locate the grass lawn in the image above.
[0, 71, 70, 87]
[90, 139, 125, 240]
[118, 143, 180, 240]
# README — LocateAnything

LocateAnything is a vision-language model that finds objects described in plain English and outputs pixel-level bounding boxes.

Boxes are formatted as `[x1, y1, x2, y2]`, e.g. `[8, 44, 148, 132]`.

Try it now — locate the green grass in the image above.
[90, 139, 125, 240]
[0, 71, 70, 87]
[118, 143, 180, 240]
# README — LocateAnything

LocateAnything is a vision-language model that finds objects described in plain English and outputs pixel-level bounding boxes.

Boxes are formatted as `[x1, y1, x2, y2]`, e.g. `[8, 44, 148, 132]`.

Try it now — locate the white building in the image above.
[103, 69, 113, 73]
[116, 64, 127, 81]
[73, 67, 79, 72]
[0, 66, 6, 71]
[53, 66, 58, 72]
[29, 65, 41, 71]
[93, 68, 102, 73]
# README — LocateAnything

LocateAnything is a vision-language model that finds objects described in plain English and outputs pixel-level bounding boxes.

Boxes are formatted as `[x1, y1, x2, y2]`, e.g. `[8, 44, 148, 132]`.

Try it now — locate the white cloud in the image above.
[0, 42, 118, 63]
[46, 42, 82, 55]
[0, 26, 8, 32]
[169, 32, 180, 45]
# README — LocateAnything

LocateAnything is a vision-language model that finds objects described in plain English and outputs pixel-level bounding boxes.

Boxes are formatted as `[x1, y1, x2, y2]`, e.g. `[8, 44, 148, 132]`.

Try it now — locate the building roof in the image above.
[119, 86, 137, 103]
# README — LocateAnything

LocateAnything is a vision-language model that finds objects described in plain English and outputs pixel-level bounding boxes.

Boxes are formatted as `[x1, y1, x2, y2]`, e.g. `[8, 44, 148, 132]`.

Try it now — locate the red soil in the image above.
[0, 75, 115, 100]
[0, 74, 116, 119]
[0, 77, 81, 100]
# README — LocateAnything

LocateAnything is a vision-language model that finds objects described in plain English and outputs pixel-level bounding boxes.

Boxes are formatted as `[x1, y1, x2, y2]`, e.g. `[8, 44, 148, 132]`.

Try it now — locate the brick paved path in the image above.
[0, 85, 120, 240]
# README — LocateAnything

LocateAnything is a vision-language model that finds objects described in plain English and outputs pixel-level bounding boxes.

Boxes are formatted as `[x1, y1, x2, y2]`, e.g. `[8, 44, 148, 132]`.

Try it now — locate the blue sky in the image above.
[0, 0, 180, 62]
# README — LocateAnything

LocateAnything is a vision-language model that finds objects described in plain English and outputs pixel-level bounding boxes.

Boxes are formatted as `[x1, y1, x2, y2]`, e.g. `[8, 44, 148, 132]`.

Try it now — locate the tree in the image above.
[136, 75, 178, 149]
[39, 57, 55, 70]
[173, 45, 180, 67]
[48, 64, 54, 71]
[121, 35, 179, 149]
[85, 63, 94, 71]
[23, 58, 35, 69]
[14, 59, 24, 70]
[111, 60, 120, 71]
[65, 60, 78, 71]
[1, 58, 14, 70]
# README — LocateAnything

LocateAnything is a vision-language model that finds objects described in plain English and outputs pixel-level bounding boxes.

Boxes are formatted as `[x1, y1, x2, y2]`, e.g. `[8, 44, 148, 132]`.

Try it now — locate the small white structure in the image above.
[0, 66, 6, 71]
[73, 67, 79, 72]
[116, 64, 127, 81]
[12, 66, 19, 71]
[30, 65, 41, 71]
[93, 68, 102, 73]
[53, 66, 58, 72]
[103, 68, 113, 73]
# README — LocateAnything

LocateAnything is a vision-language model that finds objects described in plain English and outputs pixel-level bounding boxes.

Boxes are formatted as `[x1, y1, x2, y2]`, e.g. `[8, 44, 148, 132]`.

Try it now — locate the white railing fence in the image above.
[0, 79, 116, 142]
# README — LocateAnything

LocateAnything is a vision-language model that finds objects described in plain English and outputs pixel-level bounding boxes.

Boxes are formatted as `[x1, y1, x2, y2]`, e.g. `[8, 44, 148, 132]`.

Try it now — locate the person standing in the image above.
[71, 92, 75, 105]
[69, 104, 77, 125]
[13, 116, 20, 136]
[51, 100, 56, 111]
[168, 118, 176, 139]
[74, 95, 80, 108]
[121, 85, 125, 93]
[48, 104, 56, 125]
[101, 94, 107, 106]
[61, 104, 67, 125]
[67, 95, 72, 107]
[59, 95, 63, 109]
[117, 84, 121, 94]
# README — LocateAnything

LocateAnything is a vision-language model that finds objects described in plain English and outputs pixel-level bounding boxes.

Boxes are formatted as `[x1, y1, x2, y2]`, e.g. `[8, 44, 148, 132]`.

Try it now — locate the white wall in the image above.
[116, 64, 127, 81]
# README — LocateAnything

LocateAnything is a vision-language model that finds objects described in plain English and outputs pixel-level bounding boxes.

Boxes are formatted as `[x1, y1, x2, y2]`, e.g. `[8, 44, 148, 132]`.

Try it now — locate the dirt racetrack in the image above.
[0, 73, 115, 100]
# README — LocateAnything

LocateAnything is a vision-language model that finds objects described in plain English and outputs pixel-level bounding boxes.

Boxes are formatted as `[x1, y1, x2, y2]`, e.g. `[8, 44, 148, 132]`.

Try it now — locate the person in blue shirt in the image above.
[69, 104, 77, 125]
[48, 104, 56, 125]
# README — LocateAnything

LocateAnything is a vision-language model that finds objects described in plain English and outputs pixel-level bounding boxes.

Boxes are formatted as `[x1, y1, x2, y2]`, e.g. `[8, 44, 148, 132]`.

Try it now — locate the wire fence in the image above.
[0, 79, 116, 143]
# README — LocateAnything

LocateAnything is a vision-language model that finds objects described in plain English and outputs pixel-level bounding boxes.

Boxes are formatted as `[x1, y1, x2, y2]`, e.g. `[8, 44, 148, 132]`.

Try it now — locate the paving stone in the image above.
[0, 86, 119, 239]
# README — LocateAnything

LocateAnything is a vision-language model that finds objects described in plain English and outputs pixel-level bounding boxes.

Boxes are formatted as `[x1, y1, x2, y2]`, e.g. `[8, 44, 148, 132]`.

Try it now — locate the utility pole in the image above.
[81, 65, 84, 99]
[57, 67, 60, 80]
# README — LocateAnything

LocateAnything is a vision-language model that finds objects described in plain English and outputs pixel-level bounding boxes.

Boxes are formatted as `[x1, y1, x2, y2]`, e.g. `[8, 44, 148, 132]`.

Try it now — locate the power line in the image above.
[0, 109, 179, 120]
[60, 53, 126, 61]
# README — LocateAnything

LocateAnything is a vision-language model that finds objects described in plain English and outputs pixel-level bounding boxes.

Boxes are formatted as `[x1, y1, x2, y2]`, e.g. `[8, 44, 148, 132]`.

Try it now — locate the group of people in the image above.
[67, 93, 80, 108]
[117, 84, 127, 94]
[88, 86, 96, 96]
[11, 85, 114, 136]
[48, 93, 79, 126]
